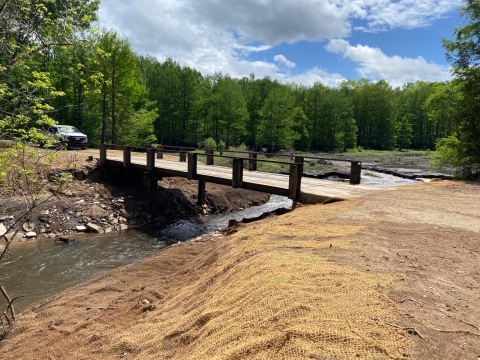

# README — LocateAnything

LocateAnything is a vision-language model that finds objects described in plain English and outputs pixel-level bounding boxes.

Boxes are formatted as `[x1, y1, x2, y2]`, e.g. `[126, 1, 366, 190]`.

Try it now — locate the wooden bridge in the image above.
[99, 145, 381, 214]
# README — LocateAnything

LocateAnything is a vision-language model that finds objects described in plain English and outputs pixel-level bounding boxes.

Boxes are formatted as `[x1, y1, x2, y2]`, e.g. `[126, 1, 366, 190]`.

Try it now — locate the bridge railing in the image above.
[99, 143, 361, 200]
[100, 143, 361, 185]
[155, 144, 361, 185]
[99, 143, 304, 199]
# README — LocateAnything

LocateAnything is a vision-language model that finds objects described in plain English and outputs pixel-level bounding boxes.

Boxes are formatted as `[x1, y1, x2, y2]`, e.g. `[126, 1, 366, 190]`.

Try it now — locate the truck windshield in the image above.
[56, 126, 80, 133]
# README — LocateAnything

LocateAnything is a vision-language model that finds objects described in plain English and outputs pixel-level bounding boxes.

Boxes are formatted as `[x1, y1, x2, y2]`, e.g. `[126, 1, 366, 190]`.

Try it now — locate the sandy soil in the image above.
[1, 181, 478, 359]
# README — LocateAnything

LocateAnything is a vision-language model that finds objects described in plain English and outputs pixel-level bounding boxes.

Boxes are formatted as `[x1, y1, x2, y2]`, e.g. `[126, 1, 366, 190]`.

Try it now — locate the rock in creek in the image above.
[55, 236, 76, 244]
[5, 232, 25, 242]
[86, 223, 103, 233]
[23, 221, 35, 232]
[0, 223, 6, 236]
[25, 231, 37, 238]
[86, 205, 109, 218]
[76, 225, 87, 232]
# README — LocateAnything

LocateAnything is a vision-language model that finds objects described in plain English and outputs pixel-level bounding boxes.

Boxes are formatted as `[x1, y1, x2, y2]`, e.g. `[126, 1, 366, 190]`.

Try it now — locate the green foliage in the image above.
[218, 139, 226, 151]
[290, 107, 310, 151]
[237, 143, 248, 152]
[258, 87, 298, 151]
[0, 0, 461, 161]
[395, 116, 413, 150]
[431, 136, 461, 169]
[204, 137, 217, 149]
[440, 0, 480, 178]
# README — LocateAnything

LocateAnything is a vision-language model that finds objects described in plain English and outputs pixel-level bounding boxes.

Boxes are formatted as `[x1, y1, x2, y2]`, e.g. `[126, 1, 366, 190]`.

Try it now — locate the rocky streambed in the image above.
[0, 176, 269, 246]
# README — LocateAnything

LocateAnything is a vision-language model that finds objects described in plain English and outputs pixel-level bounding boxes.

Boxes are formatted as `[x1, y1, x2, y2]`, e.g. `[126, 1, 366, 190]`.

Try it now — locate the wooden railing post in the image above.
[295, 156, 304, 167]
[146, 148, 155, 172]
[123, 146, 131, 168]
[232, 158, 244, 188]
[350, 161, 361, 185]
[248, 153, 257, 171]
[179, 151, 187, 162]
[206, 149, 214, 165]
[188, 153, 197, 180]
[288, 164, 302, 200]
[156, 145, 163, 159]
[294, 156, 303, 196]
[100, 144, 107, 164]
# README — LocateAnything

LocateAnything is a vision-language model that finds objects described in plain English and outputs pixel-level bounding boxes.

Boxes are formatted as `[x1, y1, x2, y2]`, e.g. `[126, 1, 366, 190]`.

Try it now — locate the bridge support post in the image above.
[206, 150, 214, 165]
[123, 146, 131, 168]
[156, 145, 163, 159]
[150, 176, 158, 216]
[146, 148, 155, 172]
[100, 144, 107, 164]
[188, 153, 197, 180]
[248, 153, 257, 171]
[232, 158, 244, 188]
[350, 161, 361, 185]
[197, 180, 206, 205]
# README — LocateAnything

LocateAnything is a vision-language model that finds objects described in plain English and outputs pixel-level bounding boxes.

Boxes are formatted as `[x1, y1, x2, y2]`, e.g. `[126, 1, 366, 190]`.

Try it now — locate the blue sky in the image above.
[98, 0, 463, 87]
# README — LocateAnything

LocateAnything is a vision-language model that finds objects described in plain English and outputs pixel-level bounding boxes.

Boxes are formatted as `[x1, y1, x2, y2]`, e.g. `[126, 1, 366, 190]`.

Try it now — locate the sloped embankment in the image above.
[1, 199, 411, 359]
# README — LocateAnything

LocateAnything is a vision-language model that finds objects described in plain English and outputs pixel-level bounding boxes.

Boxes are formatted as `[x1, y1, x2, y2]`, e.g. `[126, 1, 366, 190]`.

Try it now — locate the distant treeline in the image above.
[13, 30, 456, 151]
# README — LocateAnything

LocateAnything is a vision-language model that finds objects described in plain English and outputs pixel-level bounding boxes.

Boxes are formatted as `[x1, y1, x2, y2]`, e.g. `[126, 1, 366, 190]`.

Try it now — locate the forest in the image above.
[0, 0, 479, 177]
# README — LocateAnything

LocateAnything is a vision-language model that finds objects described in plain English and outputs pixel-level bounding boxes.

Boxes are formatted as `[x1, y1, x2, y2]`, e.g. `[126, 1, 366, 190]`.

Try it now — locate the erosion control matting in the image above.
[2, 182, 479, 359]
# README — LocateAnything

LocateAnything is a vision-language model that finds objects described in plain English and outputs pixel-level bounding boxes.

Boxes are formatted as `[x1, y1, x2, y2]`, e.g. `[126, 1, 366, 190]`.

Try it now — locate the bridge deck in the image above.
[103, 151, 383, 202]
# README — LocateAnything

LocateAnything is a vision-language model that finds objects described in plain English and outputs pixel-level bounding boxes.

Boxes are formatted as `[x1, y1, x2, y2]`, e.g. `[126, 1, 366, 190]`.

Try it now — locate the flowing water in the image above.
[0, 195, 292, 312]
[360, 170, 419, 187]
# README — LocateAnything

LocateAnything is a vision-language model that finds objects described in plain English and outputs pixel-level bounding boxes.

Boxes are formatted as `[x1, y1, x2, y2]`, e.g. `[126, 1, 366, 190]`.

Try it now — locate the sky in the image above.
[97, 0, 464, 88]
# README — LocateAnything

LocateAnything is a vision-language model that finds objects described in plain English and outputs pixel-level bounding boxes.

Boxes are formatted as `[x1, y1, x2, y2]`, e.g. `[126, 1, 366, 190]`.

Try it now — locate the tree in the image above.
[0, 0, 100, 141]
[0, 0, 99, 331]
[290, 107, 310, 151]
[395, 115, 413, 150]
[441, 0, 480, 177]
[258, 86, 297, 151]
[212, 76, 248, 147]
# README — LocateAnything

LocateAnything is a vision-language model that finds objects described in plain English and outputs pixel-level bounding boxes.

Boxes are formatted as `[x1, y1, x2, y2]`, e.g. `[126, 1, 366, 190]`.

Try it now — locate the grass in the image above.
[194, 150, 333, 173]
[184, 147, 439, 173]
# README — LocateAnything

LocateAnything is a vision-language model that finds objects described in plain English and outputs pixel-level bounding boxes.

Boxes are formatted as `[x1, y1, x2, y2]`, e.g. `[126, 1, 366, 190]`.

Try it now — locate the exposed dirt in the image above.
[1, 181, 479, 359]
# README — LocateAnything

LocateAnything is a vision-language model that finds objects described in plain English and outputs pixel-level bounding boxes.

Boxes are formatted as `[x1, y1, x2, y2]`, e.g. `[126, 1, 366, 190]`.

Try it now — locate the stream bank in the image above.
[0, 173, 269, 245]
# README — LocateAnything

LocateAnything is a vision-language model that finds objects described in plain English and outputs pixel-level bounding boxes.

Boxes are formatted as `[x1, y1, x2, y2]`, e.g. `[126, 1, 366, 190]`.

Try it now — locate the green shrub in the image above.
[204, 137, 216, 150]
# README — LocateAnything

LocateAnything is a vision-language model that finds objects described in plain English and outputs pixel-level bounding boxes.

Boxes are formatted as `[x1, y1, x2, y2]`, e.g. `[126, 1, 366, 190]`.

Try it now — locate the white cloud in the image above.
[274, 54, 296, 68]
[285, 68, 346, 87]
[97, 0, 458, 87]
[349, 0, 463, 32]
[233, 45, 272, 54]
[325, 39, 452, 86]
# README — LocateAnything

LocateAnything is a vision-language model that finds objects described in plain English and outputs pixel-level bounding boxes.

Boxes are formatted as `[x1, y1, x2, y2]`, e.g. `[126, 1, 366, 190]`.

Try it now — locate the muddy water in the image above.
[0, 195, 292, 312]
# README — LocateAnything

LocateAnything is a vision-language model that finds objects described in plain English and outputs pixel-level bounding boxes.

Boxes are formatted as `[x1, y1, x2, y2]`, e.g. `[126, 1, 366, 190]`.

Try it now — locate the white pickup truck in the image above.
[39, 125, 88, 149]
